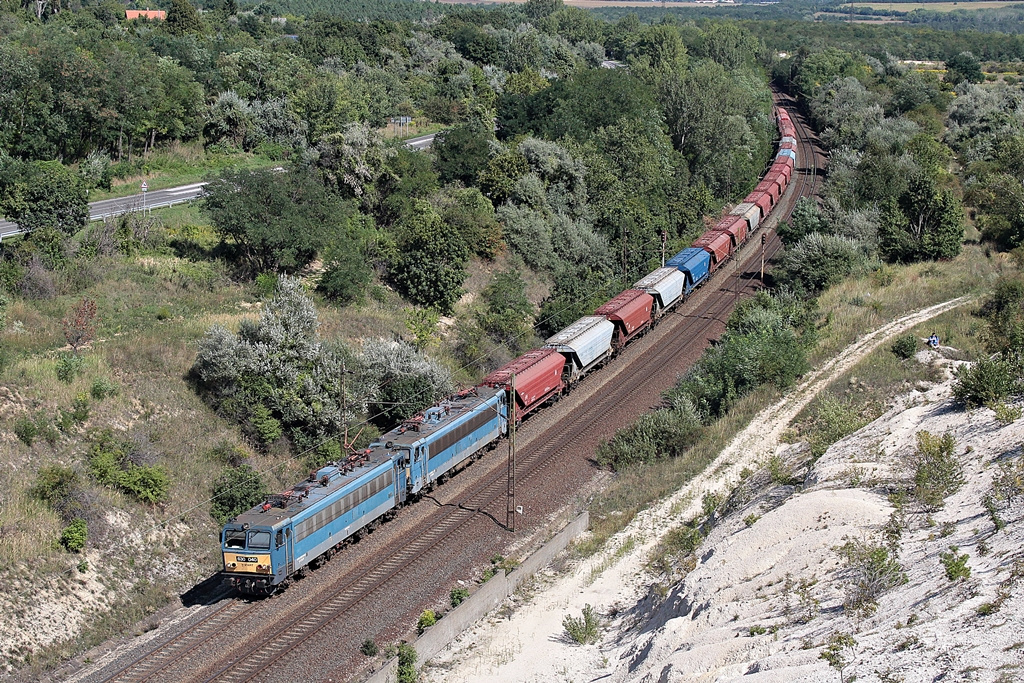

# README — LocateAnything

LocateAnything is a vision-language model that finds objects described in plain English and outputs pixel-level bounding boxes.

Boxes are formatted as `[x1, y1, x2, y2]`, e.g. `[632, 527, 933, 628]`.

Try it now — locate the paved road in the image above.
[0, 132, 439, 241]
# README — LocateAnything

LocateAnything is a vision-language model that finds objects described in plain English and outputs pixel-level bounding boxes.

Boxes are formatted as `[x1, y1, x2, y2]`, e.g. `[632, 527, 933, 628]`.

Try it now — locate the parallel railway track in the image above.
[90, 94, 825, 683]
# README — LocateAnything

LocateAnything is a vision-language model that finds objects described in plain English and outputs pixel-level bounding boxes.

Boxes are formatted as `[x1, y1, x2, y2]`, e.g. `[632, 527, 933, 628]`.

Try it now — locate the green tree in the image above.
[524, 0, 562, 20]
[879, 178, 965, 263]
[211, 464, 267, 524]
[777, 198, 828, 245]
[945, 52, 984, 86]
[166, 0, 203, 36]
[318, 243, 372, 305]
[432, 122, 493, 187]
[0, 160, 87, 236]
[438, 187, 502, 259]
[389, 200, 469, 313]
[202, 168, 351, 275]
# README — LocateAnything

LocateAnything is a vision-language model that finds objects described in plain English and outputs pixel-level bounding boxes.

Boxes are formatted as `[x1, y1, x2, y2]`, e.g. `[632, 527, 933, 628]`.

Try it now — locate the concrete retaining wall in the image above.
[364, 512, 589, 683]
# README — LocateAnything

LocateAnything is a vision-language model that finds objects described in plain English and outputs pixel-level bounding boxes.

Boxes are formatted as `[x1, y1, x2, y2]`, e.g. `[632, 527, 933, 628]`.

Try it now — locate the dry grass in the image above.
[809, 245, 1012, 367]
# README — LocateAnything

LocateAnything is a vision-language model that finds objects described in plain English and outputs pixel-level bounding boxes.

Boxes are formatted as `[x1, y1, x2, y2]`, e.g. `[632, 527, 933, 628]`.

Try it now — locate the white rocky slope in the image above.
[426, 302, 1024, 683]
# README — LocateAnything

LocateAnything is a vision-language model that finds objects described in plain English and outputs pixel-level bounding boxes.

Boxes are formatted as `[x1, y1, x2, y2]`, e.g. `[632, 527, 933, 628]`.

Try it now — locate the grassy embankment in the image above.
[578, 245, 1016, 555]
[0, 194, 551, 673]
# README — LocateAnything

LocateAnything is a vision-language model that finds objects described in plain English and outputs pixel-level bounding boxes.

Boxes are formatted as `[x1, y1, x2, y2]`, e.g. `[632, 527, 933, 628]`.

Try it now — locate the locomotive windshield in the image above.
[224, 529, 246, 548]
[248, 531, 271, 550]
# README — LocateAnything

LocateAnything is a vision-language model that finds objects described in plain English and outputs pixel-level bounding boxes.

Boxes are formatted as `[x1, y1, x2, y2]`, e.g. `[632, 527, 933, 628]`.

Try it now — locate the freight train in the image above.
[220, 108, 799, 596]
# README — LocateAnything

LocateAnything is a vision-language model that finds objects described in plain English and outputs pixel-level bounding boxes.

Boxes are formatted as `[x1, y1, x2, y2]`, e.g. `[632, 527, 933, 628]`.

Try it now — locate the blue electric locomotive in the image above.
[221, 387, 507, 595]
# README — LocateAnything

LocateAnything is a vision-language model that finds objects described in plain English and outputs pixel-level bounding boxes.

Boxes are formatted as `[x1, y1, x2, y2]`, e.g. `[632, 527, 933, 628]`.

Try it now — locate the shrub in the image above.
[417, 609, 436, 634]
[668, 291, 812, 421]
[836, 538, 907, 615]
[891, 334, 918, 359]
[14, 416, 39, 446]
[248, 404, 283, 447]
[253, 272, 278, 299]
[953, 357, 1020, 408]
[20, 257, 56, 300]
[363, 339, 454, 429]
[776, 233, 865, 294]
[70, 393, 90, 423]
[317, 247, 371, 305]
[908, 431, 963, 510]
[766, 454, 790, 484]
[991, 402, 1022, 425]
[211, 465, 267, 524]
[396, 643, 417, 683]
[86, 429, 170, 504]
[360, 639, 378, 657]
[192, 277, 362, 454]
[748, 624, 768, 636]
[595, 400, 702, 470]
[56, 352, 84, 384]
[207, 442, 249, 467]
[940, 547, 971, 581]
[562, 604, 600, 645]
[30, 466, 79, 512]
[806, 392, 874, 459]
[60, 518, 88, 552]
[820, 632, 857, 683]
[118, 465, 170, 504]
[450, 586, 470, 607]
[90, 376, 119, 400]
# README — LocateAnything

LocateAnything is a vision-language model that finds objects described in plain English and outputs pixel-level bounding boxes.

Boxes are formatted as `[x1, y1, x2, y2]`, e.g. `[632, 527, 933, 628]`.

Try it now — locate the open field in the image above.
[846, 1, 1024, 10]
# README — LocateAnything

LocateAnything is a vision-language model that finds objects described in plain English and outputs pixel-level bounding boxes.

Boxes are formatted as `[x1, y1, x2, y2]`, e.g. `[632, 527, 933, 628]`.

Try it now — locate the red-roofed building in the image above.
[125, 9, 166, 20]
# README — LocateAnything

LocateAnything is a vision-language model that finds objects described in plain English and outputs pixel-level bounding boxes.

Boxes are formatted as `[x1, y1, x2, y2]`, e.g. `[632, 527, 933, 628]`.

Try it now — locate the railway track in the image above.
[89, 97, 824, 683]
[192, 177, 820, 681]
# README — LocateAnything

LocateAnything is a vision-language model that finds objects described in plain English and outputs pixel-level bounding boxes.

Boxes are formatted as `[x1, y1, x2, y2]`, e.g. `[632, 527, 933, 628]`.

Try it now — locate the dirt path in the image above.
[424, 295, 975, 682]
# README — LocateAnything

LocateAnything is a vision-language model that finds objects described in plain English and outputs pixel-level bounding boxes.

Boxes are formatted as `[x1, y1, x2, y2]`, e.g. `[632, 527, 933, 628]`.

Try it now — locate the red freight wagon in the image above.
[780, 140, 797, 153]
[713, 214, 747, 249]
[764, 171, 786, 197]
[479, 348, 564, 418]
[693, 230, 733, 270]
[755, 178, 781, 204]
[771, 161, 793, 183]
[595, 289, 654, 348]
[747, 190, 774, 215]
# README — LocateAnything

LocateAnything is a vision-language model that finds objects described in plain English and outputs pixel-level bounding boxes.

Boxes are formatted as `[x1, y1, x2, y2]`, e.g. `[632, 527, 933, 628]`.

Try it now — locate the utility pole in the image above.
[339, 360, 351, 452]
[760, 233, 767, 283]
[506, 373, 516, 532]
[661, 230, 667, 267]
